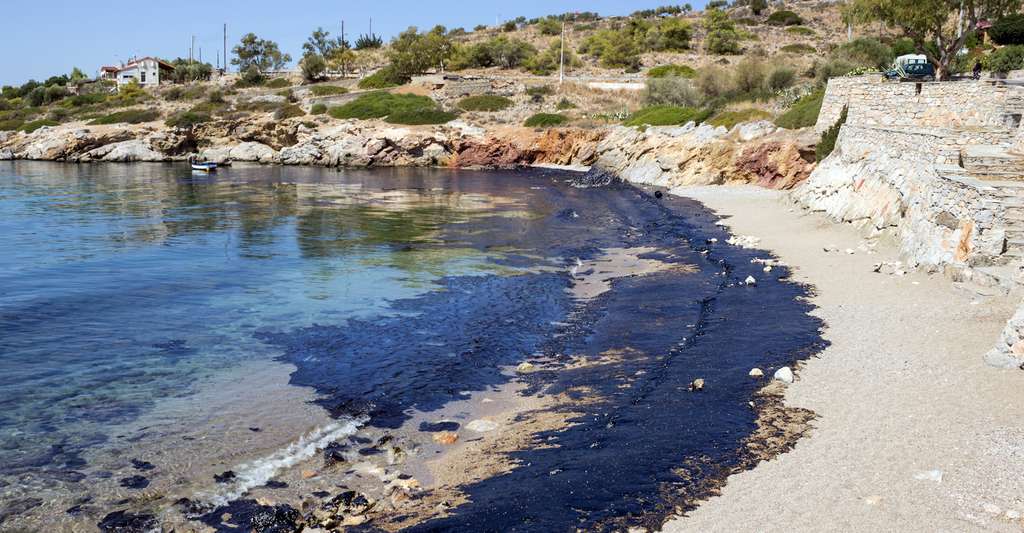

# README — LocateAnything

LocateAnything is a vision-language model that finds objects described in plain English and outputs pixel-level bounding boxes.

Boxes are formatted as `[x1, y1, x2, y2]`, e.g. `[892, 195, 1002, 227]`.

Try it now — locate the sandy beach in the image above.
[664, 186, 1024, 532]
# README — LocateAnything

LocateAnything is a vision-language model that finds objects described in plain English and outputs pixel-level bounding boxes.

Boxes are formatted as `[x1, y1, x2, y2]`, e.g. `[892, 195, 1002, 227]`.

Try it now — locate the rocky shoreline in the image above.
[0, 116, 816, 191]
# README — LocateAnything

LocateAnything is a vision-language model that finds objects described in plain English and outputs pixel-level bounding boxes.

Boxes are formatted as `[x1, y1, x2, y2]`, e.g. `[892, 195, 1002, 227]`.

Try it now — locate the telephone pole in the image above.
[223, 23, 228, 73]
[559, 21, 566, 85]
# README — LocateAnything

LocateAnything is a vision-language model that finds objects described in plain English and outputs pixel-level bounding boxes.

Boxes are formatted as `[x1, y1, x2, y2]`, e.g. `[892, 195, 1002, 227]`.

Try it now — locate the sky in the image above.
[1, 0, 708, 87]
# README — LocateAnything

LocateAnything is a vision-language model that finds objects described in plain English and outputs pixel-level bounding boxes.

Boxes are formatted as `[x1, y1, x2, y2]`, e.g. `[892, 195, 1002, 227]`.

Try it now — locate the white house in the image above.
[115, 57, 175, 88]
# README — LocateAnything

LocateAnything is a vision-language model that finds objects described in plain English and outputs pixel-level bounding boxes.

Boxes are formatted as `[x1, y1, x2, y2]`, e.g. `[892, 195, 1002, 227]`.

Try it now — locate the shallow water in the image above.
[0, 161, 824, 532]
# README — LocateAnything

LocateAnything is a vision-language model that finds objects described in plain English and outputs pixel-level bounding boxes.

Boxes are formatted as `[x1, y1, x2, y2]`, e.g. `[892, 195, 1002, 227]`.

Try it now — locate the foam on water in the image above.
[201, 416, 366, 506]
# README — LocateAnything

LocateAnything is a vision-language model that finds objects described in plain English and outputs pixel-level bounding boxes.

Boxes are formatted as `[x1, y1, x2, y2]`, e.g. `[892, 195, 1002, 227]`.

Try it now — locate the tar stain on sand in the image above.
[234, 172, 826, 532]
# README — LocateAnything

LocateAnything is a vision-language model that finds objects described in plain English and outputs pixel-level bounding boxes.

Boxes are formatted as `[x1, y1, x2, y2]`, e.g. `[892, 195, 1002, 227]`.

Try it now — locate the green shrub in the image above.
[0, 119, 23, 131]
[990, 14, 1024, 45]
[264, 78, 291, 89]
[733, 57, 767, 95]
[457, 95, 513, 112]
[19, 119, 58, 133]
[166, 111, 212, 128]
[623, 106, 711, 127]
[831, 37, 892, 70]
[328, 92, 439, 120]
[986, 45, 1024, 73]
[386, 109, 457, 125]
[309, 85, 349, 96]
[812, 59, 858, 84]
[274, 103, 305, 120]
[774, 89, 824, 129]
[311, 103, 328, 114]
[785, 26, 816, 36]
[695, 66, 734, 100]
[780, 43, 816, 55]
[236, 66, 266, 88]
[47, 107, 71, 122]
[647, 65, 697, 78]
[707, 108, 772, 128]
[766, 10, 804, 26]
[524, 113, 569, 127]
[300, 53, 327, 82]
[358, 66, 410, 89]
[706, 29, 742, 55]
[89, 108, 161, 125]
[64, 93, 107, 107]
[816, 105, 846, 160]
[526, 85, 554, 96]
[645, 78, 701, 107]
[766, 67, 797, 91]
[556, 98, 577, 110]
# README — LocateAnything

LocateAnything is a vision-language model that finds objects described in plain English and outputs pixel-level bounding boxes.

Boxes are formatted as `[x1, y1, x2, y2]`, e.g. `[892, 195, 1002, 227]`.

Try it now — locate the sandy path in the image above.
[662, 186, 1024, 532]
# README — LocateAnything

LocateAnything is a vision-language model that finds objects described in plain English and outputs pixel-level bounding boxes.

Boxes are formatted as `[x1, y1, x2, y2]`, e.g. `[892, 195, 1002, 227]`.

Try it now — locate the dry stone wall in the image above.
[816, 76, 1024, 137]
[801, 76, 1024, 369]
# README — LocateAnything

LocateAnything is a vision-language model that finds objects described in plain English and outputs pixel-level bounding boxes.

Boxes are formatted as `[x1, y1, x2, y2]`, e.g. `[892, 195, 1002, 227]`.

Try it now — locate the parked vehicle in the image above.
[884, 54, 936, 82]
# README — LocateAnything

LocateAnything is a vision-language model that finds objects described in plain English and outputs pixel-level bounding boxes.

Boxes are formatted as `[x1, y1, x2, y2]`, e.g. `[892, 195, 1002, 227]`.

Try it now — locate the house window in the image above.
[141, 71, 146, 83]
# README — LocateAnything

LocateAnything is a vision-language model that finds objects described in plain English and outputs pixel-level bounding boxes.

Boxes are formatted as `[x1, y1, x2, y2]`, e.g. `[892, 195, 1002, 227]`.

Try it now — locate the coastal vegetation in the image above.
[457, 95, 513, 112]
[524, 113, 568, 127]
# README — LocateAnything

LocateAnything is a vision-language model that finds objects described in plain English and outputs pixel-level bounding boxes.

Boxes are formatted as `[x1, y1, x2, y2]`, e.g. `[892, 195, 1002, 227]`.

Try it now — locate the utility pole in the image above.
[559, 21, 565, 86]
[199, 47, 202, 64]
[224, 23, 228, 73]
[369, 16, 373, 37]
[190, 35, 195, 64]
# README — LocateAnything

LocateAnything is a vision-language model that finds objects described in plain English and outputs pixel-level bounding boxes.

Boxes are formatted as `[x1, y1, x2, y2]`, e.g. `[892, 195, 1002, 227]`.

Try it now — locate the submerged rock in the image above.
[689, 378, 705, 392]
[118, 475, 149, 489]
[97, 510, 158, 533]
[749, 368, 764, 378]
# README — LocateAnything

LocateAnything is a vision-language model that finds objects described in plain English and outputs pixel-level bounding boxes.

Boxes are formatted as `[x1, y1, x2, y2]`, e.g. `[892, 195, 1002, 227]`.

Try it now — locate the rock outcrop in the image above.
[589, 122, 815, 190]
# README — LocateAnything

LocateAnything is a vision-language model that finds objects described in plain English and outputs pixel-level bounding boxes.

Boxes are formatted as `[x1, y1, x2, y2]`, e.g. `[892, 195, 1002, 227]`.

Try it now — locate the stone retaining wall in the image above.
[816, 76, 1024, 139]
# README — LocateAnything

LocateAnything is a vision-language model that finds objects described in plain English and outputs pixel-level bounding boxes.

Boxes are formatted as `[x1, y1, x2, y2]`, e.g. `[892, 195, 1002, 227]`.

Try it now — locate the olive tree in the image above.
[845, 0, 1022, 79]
[232, 33, 292, 73]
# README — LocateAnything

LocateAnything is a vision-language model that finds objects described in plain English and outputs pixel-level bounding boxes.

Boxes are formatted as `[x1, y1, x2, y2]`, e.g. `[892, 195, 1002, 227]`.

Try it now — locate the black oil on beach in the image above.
[0, 161, 824, 532]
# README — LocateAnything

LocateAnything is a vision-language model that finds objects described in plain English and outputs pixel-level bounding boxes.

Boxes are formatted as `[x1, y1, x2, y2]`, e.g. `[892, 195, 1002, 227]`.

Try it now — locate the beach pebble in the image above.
[689, 378, 705, 391]
[863, 495, 882, 506]
[749, 368, 764, 378]
[515, 362, 536, 374]
[913, 469, 943, 482]
[763, 265, 772, 273]
[982, 503, 1002, 515]
[773, 367, 794, 384]
[1006, 510, 1021, 520]
[744, 276, 757, 286]
[432, 432, 459, 445]
[301, 470, 318, 479]
[846, 248, 855, 255]
[466, 419, 499, 433]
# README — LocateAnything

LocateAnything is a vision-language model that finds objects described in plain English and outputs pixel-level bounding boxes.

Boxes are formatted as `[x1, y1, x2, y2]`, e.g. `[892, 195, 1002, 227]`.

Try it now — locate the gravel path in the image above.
[663, 186, 1024, 532]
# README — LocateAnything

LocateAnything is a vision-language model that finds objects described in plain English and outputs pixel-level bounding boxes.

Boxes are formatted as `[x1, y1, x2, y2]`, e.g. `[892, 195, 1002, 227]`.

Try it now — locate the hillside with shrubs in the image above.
[1, 0, 999, 145]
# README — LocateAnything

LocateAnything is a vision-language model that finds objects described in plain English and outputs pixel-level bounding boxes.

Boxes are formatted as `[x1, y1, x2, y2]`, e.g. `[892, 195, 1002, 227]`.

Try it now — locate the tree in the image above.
[69, 67, 88, 83]
[388, 26, 454, 77]
[232, 33, 292, 73]
[327, 48, 358, 77]
[845, 0, 1023, 79]
[704, 8, 742, 55]
[300, 53, 327, 81]
[303, 27, 348, 57]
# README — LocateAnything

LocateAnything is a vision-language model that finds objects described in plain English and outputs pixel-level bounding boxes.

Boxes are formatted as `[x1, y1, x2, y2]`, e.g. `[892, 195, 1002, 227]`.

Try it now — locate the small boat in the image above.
[188, 156, 217, 172]
[191, 162, 217, 172]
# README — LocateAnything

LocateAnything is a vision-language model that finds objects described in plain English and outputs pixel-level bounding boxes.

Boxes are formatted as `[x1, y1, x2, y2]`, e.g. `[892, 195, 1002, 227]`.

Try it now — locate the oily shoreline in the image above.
[165, 175, 827, 532]
[0, 163, 827, 533]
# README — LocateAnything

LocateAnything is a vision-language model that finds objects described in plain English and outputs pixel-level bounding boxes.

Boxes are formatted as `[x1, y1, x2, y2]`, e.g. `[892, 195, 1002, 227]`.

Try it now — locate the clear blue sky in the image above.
[1, 0, 708, 87]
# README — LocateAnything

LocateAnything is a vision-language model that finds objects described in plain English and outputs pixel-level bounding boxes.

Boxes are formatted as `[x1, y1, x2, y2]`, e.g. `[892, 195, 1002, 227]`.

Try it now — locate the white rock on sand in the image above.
[466, 419, 499, 433]
[662, 186, 1024, 533]
[773, 366, 794, 384]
